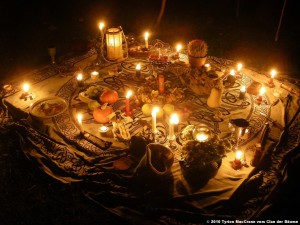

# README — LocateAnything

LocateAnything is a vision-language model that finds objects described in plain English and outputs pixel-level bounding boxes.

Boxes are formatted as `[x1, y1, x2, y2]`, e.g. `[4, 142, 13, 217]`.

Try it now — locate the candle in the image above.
[269, 69, 276, 86]
[176, 44, 182, 58]
[227, 69, 236, 84]
[99, 22, 104, 37]
[91, 71, 99, 80]
[23, 83, 30, 95]
[136, 63, 141, 78]
[239, 85, 246, 100]
[144, 32, 149, 49]
[257, 86, 265, 102]
[77, 113, 84, 133]
[169, 113, 179, 140]
[125, 90, 133, 116]
[196, 133, 209, 142]
[204, 63, 211, 72]
[158, 74, 165, 94]
[237, 63, 243, 72]
[99, 125, 109, 133]
[234, 150, 243, 165]
[152, 107, 159, 134]
[77, 73, 84, 87]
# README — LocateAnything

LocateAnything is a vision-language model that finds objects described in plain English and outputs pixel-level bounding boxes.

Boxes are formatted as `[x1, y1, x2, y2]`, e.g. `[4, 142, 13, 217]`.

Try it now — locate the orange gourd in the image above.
[100, 89, 119, 105]
[93, 105, 113, 123]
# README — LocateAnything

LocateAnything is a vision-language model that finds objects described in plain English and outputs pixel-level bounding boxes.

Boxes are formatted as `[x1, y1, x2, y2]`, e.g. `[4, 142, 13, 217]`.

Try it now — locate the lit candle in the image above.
[169, 113, 179, 140]
[237, 63, 243, 72]
[77, 73, 84, 87]
[234, 150, 243, 166]
[196, 133, 209, 142]
[257, 86, 265, 102]
[158, 74, 165, 94]
[91, 71, 99, 80]
[77, 113, 84, 133]
[239, 85, 246, 100]
[227, 69, 236, 84]
[99, 125, 109, 133]
[269, 69, 276, 86]
[99, 22, 104, 37]
[176, 44, 182, 58]
[204, 63, 211, 72]
[144, 32, 149, 49]
[152, 107, 159, 134]
[125, 90, 133, 116]
[136, 63, 141, 78]
[106, 27, 123, 60]
[23, 83, 30, 95]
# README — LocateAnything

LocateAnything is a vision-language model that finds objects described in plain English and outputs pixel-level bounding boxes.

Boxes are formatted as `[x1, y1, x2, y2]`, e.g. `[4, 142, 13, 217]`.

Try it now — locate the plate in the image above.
[78, 92, 93, 103]
[29, 96, 68, 118]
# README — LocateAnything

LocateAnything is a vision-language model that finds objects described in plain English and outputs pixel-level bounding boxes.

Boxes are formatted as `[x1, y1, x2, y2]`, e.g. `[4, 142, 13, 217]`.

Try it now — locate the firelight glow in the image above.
[259, 86, 266, 96]
[77, 113, 83, 124]
[23, 83, 29, 92]
[240, 86, 246, 92]
[136, 64, 141, 70]
[230, 69, 235, 76]
[170, 113, 179, 125]
[99, 22, 104, 31]
[237, 63, 243, 71]
[77, 73, 83, 81]
[176, 44, 182, 53]
[270, 69, 277, 78]
[235, 150, 243, 160]
[126, 90, 133, 99]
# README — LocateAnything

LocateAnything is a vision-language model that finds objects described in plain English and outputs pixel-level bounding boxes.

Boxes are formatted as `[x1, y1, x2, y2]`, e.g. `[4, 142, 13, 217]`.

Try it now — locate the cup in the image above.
[48, 46, 56, 64]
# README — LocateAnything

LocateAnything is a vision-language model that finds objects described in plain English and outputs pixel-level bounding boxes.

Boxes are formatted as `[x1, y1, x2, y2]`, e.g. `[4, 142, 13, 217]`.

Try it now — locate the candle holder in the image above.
[192, 124, 212, 142]
[167, 138, 177, 150]
[98, 26, 128, 63]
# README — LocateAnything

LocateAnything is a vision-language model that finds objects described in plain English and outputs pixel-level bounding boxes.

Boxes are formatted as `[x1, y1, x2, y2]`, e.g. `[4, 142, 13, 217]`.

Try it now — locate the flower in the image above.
[180, 136, 231, 170]
[187, 39, 208, 58]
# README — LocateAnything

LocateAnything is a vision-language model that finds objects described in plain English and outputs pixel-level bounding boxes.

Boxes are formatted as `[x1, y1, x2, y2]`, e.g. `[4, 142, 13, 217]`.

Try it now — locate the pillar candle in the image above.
[136, 64, 141, 78]
[125, 90, 132, 116]
[169, 113, 179, 140]
[158, 74, 165, 94]
[152, 107, 159, 134]
[269, 69, 276, 86]
[144, 32, 149, 49]
[239, 85, 246, 100]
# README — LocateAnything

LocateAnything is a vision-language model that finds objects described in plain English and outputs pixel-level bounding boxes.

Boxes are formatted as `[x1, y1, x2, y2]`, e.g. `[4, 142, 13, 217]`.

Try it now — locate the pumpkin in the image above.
[100, 89, 119, 104]
[93, 105, 114, 123]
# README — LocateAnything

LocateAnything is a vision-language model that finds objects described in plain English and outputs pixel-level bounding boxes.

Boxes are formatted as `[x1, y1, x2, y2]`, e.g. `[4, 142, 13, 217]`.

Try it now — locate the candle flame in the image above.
[91, 71, 99, 76]
[235, 150, 243, 160]
[237, 63, 243, 71]
[170, 113, 179, 124]
[99, 125, 108, 132]
[196, 133, 208, 142]
[126, 90, 133, 98]
[136, 63, 141, 70]
[152, 106, 159, 116]
[23, 83, 29, 92]
[77, 73, 83, 81]
[240, 86, 246, 92]
[144, 32, 149, 40]
[99, 22, 104, 30]
[77, 113, 83, 124]
[176, 44, 182, 52]
[259, 86, 266, 95]
[271, 69, 276, 78]
[230, 69, 235, 76]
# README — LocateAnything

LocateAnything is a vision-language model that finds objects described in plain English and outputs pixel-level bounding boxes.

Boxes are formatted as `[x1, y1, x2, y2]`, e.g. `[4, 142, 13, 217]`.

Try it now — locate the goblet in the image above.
[48, 46, 56, 64]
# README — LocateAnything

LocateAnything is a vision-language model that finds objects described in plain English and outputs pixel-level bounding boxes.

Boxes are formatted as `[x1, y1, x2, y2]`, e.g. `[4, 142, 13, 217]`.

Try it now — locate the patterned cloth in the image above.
[1, 48, 299, 224]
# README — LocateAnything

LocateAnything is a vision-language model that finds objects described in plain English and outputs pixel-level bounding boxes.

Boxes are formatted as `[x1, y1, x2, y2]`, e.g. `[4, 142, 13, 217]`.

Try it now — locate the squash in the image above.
[93, 105, 114, 123]
[100, 89, 119, 105]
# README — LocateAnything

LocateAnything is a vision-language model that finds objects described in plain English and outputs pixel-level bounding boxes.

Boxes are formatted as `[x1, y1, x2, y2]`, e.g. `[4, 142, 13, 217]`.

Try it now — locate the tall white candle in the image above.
[169, 113, 179, 140]
[99, 22, 104, 37]
[77, 113, 84, 133]
[152, 107, 159, 134]
[144, 32, 149, 49]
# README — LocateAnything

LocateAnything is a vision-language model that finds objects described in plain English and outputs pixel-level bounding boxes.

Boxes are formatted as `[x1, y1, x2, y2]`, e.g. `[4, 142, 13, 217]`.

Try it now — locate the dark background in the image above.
[1, 0, 300, 82]
[1, 1, 300, 224]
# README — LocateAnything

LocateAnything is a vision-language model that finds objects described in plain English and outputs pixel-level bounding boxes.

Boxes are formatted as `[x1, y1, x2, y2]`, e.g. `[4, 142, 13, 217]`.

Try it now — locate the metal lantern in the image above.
[100, 26, 128, 62]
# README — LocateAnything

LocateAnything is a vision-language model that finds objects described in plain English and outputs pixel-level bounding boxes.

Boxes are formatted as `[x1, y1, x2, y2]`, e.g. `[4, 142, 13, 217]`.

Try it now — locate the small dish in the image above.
[29, 96, 68, 118]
